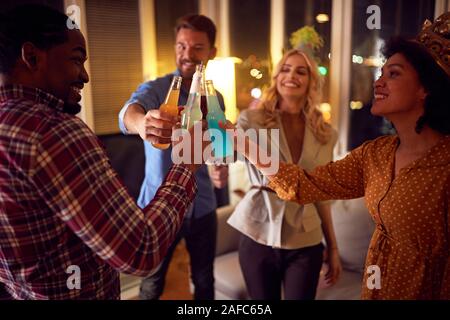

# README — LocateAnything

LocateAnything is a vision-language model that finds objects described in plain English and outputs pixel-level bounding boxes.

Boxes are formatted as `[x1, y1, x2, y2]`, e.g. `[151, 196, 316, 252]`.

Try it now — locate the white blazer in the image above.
[228, 108, 337, 248]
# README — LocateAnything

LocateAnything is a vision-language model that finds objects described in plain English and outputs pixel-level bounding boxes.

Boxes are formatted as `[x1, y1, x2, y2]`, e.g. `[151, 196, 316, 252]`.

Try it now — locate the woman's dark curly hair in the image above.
[382, 37, 450, 135]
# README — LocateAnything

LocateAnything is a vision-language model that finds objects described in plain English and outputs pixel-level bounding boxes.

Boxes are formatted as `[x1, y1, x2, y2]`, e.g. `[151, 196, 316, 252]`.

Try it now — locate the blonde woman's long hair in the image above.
[257, 49, 332, 144]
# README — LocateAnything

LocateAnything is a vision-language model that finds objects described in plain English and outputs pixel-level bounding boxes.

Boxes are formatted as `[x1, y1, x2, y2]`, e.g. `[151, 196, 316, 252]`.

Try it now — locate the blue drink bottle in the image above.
[205, 80, 234, 162]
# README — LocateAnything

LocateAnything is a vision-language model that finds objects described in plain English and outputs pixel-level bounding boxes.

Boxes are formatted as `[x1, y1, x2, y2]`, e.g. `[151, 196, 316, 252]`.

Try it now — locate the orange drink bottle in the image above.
[152, 76, 182, 150]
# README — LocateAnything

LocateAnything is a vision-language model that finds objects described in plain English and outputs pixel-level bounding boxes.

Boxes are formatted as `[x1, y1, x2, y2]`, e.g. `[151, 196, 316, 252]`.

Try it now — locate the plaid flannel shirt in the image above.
[0, 85, 197, 299]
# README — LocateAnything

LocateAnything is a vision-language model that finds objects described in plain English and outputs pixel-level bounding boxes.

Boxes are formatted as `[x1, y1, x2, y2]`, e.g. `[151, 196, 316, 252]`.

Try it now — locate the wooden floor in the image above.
[121, 240, 192, 300]
[160, 240, 192, 300]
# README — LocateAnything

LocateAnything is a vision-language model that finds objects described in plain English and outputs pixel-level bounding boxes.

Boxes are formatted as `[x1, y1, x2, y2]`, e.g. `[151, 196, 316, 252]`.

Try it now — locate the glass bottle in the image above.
[152, 75, 182, 150]
[205, 80, 234, 161]
[181, 64, 204, 129]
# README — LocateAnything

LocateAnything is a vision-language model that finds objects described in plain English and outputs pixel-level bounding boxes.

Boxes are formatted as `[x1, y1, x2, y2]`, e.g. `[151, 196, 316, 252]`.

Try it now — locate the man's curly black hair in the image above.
[0, 4, 70, 74]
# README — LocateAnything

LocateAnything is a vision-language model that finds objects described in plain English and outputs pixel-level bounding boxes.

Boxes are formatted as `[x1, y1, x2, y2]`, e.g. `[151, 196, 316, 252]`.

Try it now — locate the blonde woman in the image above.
[228, 48, 342, 299]
[227, 13, 450, 299]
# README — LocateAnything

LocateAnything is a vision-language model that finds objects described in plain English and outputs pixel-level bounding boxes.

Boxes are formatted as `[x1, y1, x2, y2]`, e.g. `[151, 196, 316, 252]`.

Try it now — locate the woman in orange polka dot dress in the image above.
[230, 15, 450, 299]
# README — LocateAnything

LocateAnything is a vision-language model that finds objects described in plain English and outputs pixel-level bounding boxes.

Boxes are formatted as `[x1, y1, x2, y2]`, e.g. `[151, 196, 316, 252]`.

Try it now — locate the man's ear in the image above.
[21, 42, 41, 71]
[209, 46, 217, 60]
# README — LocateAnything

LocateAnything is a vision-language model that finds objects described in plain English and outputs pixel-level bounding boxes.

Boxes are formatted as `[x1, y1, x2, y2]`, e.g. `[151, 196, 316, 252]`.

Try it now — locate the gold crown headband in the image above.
[416, 11, 450, 77]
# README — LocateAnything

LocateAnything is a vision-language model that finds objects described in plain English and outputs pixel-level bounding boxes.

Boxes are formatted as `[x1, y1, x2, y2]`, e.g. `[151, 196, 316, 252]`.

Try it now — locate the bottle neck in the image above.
[165, 77, 181, 104]
[204, 81, 221, 112]
[205, 80, 216, 96]
[189, 73, 202, 94]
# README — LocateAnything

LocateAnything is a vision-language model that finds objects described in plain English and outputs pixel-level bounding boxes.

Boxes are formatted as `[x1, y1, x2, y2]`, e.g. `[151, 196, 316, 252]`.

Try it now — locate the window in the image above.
[347, 0, 435, 149]
[285, 0, 332, 109]
[285, 0, 332, 64]
[85, 0, 143, 135]
[229, 0, 271, 111]
[154, 0, 198, 77]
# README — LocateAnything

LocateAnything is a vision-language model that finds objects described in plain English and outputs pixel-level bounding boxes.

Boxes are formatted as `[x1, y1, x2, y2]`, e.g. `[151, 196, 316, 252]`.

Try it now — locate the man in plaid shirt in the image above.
[0, 5, 203, 299]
